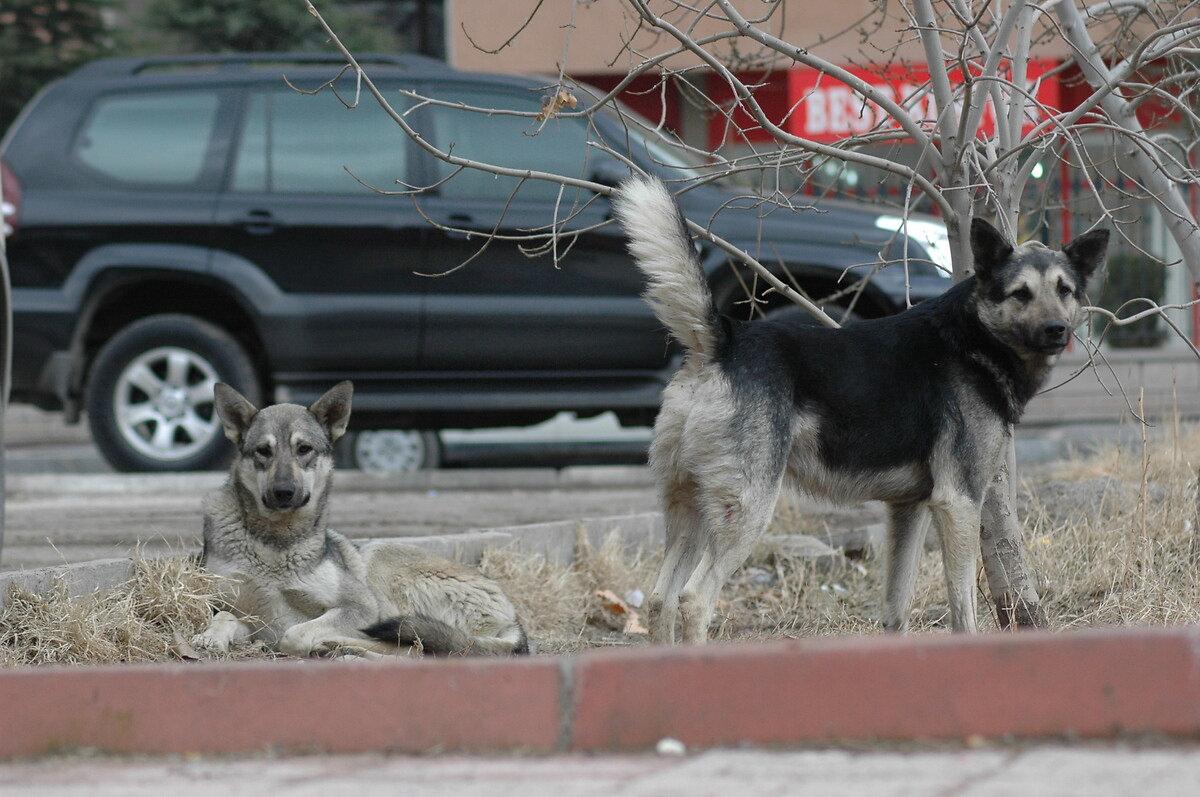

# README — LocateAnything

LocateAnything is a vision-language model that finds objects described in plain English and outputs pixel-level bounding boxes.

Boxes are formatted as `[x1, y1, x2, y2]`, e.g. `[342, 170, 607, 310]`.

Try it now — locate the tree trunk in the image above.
[980, 437, 1048, 627]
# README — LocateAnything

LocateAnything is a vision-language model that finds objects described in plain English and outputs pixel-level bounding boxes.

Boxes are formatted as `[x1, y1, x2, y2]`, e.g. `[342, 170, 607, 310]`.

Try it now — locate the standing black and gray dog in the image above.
[613, 175, 1108, 643]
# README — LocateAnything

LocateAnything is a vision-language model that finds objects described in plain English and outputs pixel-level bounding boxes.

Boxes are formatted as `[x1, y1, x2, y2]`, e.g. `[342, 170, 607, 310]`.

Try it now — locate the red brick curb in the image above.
[0, 657, 561, 758]
[570, 628, 1200, 750]
[2, 627, 1198, 758]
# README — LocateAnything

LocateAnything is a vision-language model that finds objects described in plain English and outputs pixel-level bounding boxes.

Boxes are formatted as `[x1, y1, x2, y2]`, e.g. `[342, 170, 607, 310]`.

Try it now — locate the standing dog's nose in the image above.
[1042, 321, 1069, 345]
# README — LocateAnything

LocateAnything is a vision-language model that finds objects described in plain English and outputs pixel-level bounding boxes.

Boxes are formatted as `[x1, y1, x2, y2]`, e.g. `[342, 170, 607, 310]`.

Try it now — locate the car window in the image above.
[420, 87, 590, 202]
[74, 91, 220, 187]
[232, 89, 409, 194]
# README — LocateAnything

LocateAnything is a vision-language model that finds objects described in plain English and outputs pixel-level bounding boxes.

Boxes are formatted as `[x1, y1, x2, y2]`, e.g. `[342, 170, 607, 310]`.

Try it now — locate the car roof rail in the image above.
[70, 52, 446, 79]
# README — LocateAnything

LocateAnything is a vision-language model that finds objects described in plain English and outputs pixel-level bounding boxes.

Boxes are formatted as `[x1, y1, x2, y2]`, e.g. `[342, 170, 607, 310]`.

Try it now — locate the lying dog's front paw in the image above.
[191, 610, 242, 654]
[279, 624, 326, 657]
[190, 631, 229, 654]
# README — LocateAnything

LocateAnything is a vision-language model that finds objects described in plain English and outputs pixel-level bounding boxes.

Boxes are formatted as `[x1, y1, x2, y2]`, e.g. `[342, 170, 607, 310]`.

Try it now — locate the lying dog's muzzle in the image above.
[263, 483, 309, 511]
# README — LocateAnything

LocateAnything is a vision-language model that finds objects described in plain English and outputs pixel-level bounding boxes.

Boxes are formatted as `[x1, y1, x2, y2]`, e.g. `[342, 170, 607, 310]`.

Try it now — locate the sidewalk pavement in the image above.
[2, 746, 1199, 796]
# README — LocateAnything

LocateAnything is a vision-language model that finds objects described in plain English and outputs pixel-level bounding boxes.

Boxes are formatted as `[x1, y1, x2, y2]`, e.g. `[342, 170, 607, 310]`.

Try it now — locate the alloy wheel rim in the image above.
[113, 346, 220, 461]
[353, 430, 428, 473]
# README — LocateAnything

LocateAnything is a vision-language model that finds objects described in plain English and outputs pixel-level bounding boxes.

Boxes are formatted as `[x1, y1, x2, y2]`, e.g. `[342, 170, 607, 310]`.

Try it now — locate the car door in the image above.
[409, 83, 665, 372]
[214, 83, 424, 375]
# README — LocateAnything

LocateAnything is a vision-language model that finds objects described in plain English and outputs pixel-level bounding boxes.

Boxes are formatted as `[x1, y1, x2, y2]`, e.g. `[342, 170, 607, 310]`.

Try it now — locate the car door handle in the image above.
[447, 213, 474, 225]
[240, 209, 276, 235]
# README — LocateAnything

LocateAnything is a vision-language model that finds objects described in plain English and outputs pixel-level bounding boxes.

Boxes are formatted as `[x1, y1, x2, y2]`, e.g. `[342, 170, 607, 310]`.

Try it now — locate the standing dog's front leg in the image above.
[882, 502, 932, 633]
[929, 494, 982, 633]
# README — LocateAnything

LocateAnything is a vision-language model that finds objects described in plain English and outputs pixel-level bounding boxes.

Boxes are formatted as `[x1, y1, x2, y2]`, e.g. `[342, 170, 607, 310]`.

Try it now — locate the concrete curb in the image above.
[0, 559, 135, 611]
[3, 465, 653, 496]
[0, 513, 665, 607]
[1, 626, 1198, 758]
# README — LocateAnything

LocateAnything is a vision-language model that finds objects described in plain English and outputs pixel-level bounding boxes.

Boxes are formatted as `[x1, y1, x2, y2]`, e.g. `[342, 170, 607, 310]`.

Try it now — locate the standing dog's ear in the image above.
[214, 383, 259, 446]
[308, 380, 354, 443]
[970, 217, 1014, 281]
[1063, 228, 1110, 287]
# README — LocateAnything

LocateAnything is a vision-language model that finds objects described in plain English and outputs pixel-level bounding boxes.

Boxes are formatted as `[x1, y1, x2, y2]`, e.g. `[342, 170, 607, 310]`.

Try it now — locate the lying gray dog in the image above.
[191, 381, 529, 657]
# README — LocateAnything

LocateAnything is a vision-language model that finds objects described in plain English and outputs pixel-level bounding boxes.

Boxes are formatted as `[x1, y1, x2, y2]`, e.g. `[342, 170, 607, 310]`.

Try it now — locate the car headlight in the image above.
[875, 216, 953, 279]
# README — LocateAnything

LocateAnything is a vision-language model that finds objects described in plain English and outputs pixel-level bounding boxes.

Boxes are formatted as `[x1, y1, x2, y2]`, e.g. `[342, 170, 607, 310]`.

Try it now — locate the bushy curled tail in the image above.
[613, 175, 722, 359]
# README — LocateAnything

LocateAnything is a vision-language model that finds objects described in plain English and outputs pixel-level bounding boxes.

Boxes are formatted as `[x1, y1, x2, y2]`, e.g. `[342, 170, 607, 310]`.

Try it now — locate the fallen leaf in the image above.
[595, 590, 648, 635]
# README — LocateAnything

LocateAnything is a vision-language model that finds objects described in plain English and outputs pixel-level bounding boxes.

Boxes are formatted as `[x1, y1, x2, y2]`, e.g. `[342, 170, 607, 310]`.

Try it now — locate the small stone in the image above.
[656, 737, 686, 756]
[624, 588, 645, 608]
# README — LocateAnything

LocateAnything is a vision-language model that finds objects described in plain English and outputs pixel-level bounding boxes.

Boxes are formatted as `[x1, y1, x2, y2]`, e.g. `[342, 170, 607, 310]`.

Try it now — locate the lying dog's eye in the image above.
[1011, 287, 1033, 302]
[1058, 283, 1073, 298]
[296, 443, 314, 456]
[255, 445, 271, 457]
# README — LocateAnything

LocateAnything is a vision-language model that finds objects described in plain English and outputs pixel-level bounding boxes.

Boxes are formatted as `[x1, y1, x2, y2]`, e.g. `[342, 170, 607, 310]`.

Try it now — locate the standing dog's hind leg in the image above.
[680, 481, 782, 644]
[929, 496, 982, 633]
[647, 479, 704, 644]
[882, 502, 931, 633]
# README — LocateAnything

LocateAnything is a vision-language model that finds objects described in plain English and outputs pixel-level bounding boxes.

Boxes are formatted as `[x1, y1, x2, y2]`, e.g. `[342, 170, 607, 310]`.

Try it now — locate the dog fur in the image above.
[191, 381, 529, 658]
[614, 175, 1109, 643]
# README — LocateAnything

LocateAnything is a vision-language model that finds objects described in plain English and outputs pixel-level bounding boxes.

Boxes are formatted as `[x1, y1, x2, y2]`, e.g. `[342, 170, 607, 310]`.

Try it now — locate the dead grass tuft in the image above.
[0, 555, 268, 667]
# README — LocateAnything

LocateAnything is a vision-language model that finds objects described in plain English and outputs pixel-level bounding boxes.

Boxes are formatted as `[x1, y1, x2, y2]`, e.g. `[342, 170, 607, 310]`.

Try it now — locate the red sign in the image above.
[786, 60, 1061, 143]
[703, 61, 1063, 148]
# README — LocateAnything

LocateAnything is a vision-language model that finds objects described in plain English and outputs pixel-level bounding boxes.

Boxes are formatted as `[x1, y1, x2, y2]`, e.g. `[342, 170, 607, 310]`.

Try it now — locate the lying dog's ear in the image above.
[1063, 227, 1109, 286]
[970, 217, 1014, 281]
[309, 380, 353, 443]
[214, 383, 258, 446]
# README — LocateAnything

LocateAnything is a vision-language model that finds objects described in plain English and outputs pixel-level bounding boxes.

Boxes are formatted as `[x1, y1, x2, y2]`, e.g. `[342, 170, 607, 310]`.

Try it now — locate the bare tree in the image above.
[302, 0, 1200, 628]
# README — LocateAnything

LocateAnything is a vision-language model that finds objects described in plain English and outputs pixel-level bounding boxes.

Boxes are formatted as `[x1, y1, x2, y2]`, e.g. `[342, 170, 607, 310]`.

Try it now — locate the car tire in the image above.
[336, 429, 443, 472]
[85, 314, 262, 472]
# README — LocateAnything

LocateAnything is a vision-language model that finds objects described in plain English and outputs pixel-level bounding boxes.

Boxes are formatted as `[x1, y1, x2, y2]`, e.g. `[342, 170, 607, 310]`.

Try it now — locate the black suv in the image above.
[1, 53, 951, 471]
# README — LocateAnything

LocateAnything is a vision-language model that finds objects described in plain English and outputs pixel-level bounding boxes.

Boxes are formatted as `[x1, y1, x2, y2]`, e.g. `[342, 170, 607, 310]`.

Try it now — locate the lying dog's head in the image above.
[213, 381, 353, 515]
[971, 218, 1109, 357]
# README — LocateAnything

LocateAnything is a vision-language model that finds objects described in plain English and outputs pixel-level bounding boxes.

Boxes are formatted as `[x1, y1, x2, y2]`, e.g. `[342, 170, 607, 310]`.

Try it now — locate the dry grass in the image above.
[3, 425, 1198, 665]
[484, 424, 1200, 649]
[0, 556, 270, 667]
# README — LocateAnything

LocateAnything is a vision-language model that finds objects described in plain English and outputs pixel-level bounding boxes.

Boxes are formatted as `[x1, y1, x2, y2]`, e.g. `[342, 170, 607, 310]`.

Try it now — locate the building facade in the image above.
[442, 1, 1198, 351]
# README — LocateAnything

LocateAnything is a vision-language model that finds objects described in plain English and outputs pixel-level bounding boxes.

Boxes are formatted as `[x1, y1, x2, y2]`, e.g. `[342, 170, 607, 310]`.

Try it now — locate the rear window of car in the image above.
[73, 91, 221, 187]
[231, 89, 409, 194]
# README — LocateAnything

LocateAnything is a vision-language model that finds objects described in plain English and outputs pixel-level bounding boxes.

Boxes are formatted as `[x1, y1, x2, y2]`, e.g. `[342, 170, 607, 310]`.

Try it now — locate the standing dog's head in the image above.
[213, 381, 353, 515]
[970, 218, 1109, 357]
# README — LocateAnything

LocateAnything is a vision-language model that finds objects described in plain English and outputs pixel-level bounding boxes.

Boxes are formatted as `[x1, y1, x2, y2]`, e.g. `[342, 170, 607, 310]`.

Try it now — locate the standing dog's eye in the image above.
[1058, 283, 1073, 298]
[296, 443, 314, 456]
[255, 444, 271, 457]
[1011, 287, 1033, 302]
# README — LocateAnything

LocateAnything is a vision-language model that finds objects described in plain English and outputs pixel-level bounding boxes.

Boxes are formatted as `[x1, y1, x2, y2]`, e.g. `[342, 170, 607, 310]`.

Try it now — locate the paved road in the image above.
[1, 745, 1198, 795]
[0, 469, 657, 571]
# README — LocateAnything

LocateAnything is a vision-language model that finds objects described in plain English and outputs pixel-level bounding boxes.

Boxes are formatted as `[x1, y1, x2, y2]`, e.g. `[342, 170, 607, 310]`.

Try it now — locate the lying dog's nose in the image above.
[1042, 321, 1069, 345]
[271, 484, 297, 505]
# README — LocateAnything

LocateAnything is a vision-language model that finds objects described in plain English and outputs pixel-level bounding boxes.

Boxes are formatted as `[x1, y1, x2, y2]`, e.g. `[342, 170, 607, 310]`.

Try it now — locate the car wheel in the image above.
[339, 429, 442, 472]
[85, 314, 261, 472]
